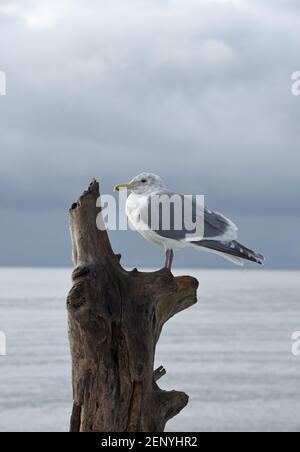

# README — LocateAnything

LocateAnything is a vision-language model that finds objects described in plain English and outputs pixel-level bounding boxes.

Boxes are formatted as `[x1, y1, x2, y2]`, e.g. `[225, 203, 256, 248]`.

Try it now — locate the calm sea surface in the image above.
[0, 268, 299, 432]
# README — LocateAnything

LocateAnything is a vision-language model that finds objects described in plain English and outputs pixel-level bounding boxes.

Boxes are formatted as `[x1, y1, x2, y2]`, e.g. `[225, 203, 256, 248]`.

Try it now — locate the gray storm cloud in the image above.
[0, 0, 299, 267]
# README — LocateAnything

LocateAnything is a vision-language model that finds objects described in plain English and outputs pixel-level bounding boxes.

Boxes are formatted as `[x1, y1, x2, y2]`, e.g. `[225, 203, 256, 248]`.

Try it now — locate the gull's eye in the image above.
[141, 179, 147, 183]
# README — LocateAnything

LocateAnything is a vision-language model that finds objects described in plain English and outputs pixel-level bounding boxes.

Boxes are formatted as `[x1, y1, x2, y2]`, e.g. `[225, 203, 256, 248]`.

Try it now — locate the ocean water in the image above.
[0, 268, 300, 432]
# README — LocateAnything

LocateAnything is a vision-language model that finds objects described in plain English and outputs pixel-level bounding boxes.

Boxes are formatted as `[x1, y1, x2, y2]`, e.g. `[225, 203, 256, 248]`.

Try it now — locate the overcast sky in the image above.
[0, 0, 299, 268]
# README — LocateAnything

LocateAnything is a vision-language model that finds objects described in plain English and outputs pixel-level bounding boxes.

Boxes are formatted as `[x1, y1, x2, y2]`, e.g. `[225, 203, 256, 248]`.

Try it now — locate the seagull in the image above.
[114, 172, 265, 271]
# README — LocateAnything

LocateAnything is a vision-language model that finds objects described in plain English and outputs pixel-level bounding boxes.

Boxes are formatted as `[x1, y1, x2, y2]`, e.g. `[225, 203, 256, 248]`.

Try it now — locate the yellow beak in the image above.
[114, 183, 130, 192]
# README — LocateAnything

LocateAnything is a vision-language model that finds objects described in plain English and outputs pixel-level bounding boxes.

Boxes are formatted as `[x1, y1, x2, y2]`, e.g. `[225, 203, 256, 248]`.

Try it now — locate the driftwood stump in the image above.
[67, 180, 199, 432]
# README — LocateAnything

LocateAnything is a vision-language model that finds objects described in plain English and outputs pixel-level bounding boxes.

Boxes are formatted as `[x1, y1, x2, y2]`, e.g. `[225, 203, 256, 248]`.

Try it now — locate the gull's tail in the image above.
[191, 240, 265, 266]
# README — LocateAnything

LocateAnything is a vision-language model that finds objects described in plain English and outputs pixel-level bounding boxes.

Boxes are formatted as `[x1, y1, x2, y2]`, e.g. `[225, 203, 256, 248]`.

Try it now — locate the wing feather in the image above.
[137, 191, 238, 243]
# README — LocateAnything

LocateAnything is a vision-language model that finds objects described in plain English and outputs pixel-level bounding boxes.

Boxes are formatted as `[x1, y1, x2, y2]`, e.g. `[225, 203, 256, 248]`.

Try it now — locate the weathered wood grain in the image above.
[67, 180, 199, 432]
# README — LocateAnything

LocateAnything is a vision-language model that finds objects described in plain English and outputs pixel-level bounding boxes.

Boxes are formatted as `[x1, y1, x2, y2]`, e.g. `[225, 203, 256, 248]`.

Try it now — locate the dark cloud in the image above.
[0, 0, 299, 267]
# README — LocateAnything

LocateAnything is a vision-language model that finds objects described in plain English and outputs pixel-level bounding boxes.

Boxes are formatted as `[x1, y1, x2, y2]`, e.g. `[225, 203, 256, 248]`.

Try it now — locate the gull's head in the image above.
[114, 172, 166, 195]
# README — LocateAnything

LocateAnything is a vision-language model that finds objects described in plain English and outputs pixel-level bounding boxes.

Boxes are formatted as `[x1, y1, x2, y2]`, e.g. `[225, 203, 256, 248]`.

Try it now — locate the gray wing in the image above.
[139, 190, 238, 242]
[204, 208, 238, 240]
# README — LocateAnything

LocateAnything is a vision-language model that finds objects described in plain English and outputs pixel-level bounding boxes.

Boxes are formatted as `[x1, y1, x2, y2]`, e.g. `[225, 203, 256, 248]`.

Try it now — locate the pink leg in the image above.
[164, 249, 174, 271]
